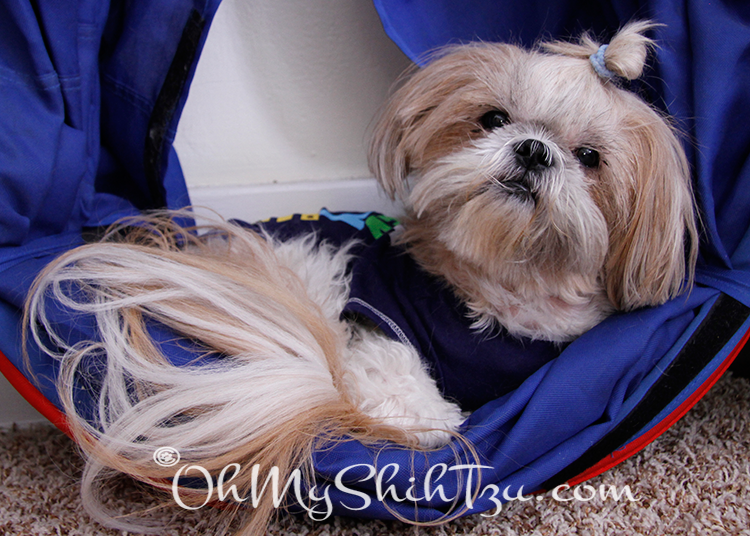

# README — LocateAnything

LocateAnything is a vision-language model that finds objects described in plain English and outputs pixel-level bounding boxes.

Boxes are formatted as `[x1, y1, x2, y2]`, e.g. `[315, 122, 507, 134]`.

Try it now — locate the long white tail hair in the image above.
[24, 213, 418, 534]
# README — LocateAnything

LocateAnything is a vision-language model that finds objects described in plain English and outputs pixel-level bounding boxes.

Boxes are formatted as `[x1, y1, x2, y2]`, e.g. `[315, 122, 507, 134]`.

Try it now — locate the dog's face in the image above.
[370, 26, 698, 341]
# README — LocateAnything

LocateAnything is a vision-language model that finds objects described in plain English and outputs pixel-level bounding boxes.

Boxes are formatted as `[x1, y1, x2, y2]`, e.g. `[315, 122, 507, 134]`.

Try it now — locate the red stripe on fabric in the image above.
[565, 324, 750, 488]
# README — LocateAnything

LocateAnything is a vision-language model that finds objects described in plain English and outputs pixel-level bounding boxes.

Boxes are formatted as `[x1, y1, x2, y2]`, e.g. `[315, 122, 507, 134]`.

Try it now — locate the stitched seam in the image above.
[101, 72, 153, 115]
[0, 65, 59, 89]
[347, 297, 416, 350]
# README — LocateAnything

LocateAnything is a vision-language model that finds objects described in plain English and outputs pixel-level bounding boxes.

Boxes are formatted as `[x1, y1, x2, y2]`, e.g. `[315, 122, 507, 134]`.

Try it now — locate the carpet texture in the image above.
[1, 373, 749, 535]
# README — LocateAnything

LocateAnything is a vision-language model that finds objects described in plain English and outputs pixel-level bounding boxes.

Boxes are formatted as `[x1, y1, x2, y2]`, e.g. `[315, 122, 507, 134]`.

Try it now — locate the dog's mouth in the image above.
[490, 171, 538, 204]
[469, 172, 538, 204]
[501, 172, 536, 201]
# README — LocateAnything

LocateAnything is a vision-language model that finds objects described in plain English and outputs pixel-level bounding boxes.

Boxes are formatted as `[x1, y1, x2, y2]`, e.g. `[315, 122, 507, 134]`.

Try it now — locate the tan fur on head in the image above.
[370, 21, 698, 341]
[369, 43, 523, 201]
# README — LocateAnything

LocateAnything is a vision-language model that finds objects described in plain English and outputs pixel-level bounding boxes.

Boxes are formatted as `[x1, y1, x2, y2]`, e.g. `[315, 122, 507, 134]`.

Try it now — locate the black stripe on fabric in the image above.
[143, 9, 205, 209]
[541, 293, 750, 490]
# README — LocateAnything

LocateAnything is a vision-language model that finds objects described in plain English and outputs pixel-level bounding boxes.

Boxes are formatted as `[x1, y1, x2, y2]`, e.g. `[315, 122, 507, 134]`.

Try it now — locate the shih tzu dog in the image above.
[25, 21, 697, 535]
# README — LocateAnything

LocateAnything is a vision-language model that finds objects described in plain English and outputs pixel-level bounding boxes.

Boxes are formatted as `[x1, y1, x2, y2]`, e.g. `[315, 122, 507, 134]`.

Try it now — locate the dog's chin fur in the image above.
[398, 132, 614, 341]
[24, 21, 698, 536]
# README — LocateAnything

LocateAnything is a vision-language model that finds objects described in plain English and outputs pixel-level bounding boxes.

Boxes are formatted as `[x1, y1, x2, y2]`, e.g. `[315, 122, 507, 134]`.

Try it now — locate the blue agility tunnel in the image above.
[2, 0, 750, 524]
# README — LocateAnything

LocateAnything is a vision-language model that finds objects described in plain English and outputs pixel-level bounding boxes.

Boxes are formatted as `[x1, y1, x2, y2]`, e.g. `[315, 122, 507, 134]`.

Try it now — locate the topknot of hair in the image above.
[542, 20, 658, 81]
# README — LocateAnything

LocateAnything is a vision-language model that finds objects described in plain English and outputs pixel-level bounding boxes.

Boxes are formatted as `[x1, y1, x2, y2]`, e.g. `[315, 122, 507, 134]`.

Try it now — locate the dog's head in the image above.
[369, 22, 698, 341]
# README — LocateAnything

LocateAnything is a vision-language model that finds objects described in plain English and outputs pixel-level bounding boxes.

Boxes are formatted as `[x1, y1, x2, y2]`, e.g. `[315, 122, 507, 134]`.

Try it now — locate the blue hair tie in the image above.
[590, 44, 616, 80]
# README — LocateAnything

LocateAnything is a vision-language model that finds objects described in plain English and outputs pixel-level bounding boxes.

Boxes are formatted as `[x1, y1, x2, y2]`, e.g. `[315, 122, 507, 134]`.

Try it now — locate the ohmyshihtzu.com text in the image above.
[154, 447, 638, 520]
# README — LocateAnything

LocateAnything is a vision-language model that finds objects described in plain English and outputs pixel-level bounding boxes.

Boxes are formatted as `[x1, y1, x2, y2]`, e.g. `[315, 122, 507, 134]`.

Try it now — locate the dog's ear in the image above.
[368, 45, 515, 200]
[544, 19, 698, 309]
[368, 76, 416, 200]
[604, 112, 698, 310]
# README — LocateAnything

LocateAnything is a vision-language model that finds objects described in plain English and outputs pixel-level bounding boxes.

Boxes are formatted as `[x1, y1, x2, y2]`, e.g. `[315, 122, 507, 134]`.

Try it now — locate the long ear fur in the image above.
[368, 45, 517, 200]
[540, 20, 699, 308]
[605, 111, 698, 310]
[368, 60, 456, 200]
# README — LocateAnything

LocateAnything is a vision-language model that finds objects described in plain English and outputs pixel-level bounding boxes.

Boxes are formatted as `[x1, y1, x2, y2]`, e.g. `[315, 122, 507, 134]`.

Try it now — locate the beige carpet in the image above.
[1, 373, 749, 536]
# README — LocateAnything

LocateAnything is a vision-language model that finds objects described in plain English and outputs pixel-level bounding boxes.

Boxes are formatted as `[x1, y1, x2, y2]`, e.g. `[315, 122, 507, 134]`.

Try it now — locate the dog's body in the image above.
[253, 218, 467, 448]
[26, 21, 697, 535]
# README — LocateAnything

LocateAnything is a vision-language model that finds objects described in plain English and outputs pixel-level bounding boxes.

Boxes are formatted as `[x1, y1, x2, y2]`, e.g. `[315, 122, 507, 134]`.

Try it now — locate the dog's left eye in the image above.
[480, 110, 511, 130]
[575, 147, 600, 168]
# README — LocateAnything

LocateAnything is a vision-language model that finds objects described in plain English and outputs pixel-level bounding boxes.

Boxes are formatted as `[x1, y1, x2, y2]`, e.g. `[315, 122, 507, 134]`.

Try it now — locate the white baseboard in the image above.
[187, 177, 403, 222]
[0, 178, 402, 428]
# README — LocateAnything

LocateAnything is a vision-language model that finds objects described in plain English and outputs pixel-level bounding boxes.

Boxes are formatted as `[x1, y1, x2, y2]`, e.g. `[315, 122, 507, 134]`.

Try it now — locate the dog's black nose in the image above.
[514, 139, 553, 170]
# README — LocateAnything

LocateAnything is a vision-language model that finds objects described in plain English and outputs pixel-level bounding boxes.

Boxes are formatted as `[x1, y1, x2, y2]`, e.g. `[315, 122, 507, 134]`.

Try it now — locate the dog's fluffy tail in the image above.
[24, 213, 414, 535]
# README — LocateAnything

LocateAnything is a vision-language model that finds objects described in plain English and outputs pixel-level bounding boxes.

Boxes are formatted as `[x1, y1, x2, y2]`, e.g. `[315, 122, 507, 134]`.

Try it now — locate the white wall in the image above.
[174, 0, 413, 191]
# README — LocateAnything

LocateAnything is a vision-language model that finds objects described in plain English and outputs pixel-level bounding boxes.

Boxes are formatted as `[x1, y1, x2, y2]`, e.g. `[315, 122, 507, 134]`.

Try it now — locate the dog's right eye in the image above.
[480, 110, 511, 130]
